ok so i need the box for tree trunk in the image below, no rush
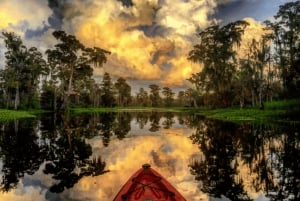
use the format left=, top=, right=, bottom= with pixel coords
left=259, top=65, right=264, bottom=109
left=251, top=89, right=255, bottom=107
left=14, top=83, right=20, bottom=110
left=53, top=87, right=57, bottom=111
left=192, top=97, right=198, bottom=108
left=239, top=90, right=244, bottom=109
left=60, top=66, right=74, bottom=110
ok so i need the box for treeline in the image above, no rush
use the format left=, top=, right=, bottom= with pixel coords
left=0, top=1, right=299, bottom=111
left=188, top=1, right=300, bottom=108
left=0, top=29, right=191, bottom=110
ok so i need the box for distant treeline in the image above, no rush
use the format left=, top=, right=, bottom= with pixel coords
left=0, top=1, right=299, bottom=111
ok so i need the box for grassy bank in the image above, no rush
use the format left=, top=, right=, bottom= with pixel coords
left=1, top=99, right=298, bottom=123
left=70, top=106, right=185, bottom=114
left=0, top=109, right=36, bottom=121
left=193, top=99, right=300, bottom=123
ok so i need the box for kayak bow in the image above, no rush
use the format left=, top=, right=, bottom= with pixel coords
left=113, top=164, right=186, bottom=201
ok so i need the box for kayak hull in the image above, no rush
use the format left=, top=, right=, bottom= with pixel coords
left=113, top=164, right=186, bottom=201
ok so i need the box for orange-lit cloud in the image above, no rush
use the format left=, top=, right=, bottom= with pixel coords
left=62, top=0, right=217, bottom=86
left=0, top=0, right=278, bottom=89
left=238, top=17, right=271, bottom=59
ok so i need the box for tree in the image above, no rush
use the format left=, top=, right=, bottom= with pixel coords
left=250, top=36, right=271, bottom=108
left=100, top=72, right=116, bottom=107
left=136, top=88, right=149, bottom=106
left=176, top=91, right=186, bottom=106
left=162, top=87, right=175, bottom=107
left=45, top=30, right=110, bottom=110
left=1, top=32, right=47, bottom=109
left=24, top=47, right=48, bottom=108
left=114, top=77, right=131, bottom=106
left=188, top=20, right=249, bottom=107
left=185, top=88, right=199, bottom=107
left=236, top=35, right=272, bottom=109
left=149, top=84, right=161, bottom=107
left=266, top=1, right=300, bottom=97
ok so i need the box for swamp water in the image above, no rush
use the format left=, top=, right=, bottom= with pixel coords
left=0, top=112, right=299, bottom=201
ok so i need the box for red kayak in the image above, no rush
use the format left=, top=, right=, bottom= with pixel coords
left=113, top=164, right=186, bottom=201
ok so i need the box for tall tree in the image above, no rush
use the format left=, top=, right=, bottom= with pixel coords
left=162, top=87, right=175, bottom=107
left=188, top=20, right=249, bottom=107
left=1, top=32, right=27, bottom=109
left=45, top=30, right=110, bottom=110
left=266, top=1, right=300, bottom=97
left=237, top=35, right=272, bottom=109
left=185, top=88, right=199, bottom=107
left=1, top=32, right=47, bottom=109
left=114, top=77, right=131, bottom=106
left=149, top=84, right=161, bottom=107
left=176, top=91, right=184, bottom=106
left=24, top=47, right=48, bottom=108
left=136, top=88, right=149, bottom=106
left=100, top=72, right=116, bottom=107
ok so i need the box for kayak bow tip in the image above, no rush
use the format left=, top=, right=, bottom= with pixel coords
left=142, top=163, right=151, bottom=169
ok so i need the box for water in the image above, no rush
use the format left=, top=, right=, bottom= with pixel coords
left=0, top=112, right=299, bottom=201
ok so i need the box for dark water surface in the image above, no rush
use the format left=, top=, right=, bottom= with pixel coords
left=0, top=112, right=299, bottom=201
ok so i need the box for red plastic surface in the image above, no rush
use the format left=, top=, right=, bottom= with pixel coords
left=113, top=164, right=186, bottom=201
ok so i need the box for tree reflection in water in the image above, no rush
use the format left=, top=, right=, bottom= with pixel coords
left=0, top=114, right=109, bottom=193
left=0, top=119, right=44, bottom=192
left=188, top=116, right=300, bottom=201
left=189, top=119, right=252, bottom=200
left=0, top=112, right=299, bottom=200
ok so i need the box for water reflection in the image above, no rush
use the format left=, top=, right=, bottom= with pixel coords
left=189, top=119, right=251, bottom=200
left=188, top=117, right=300, bottom=201
left=0, top=112, right=298, bottom=201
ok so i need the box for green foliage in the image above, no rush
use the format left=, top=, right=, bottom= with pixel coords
left=188, top=1, right=300, bottom=108
left=71, top=106, right=186, bottom=114
left=136, top=88, right=149, bottom=106
left=266, top=1, right=300, bottom=97
left=162, top=87, right=175, bottom=107
left=1, top=32, right=47, bottom=110
left=188, top=20, right=249, bottom=107
left=100, top=72, right=116, bottom=107
left=114, top=77, right=131, bottom=106
left=45, top=30, right=110, bottom=111
left=192, top=99, right=300, bottom=123
left=0, top=109, right=35, bottom=121
left=265, top=99, right=300, bottom=110
left=149, top=84, right=161, bottom=106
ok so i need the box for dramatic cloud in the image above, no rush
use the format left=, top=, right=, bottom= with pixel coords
left=238, top=17, right=271, bottom=59
left=69, top=0, right=214, bottom=86
left=0, top=0, right=290, bottom=88
left=0, top=0, right=51, bottom=36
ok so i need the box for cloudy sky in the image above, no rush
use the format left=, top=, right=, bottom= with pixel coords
left=0, top=0, right=295, bottom=91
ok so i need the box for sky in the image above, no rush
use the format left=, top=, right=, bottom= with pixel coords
left=0, top=0, right=296, bottom=92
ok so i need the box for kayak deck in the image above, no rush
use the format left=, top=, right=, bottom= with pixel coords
left=113, top=164, right=186, bottom=201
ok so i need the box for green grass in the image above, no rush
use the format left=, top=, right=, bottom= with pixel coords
left=192, top=99, right=300, bottom=123
left=0, top=109, right=36, bottom=121
left=193, top=107, right=285, bottom=122
left=71, top=100, right=299, bottom=123
left=71, top=106, right=186, bottom=114
left=1, top=99, right=298, bottom=123
left=265, top=98, right=300, bottom=110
